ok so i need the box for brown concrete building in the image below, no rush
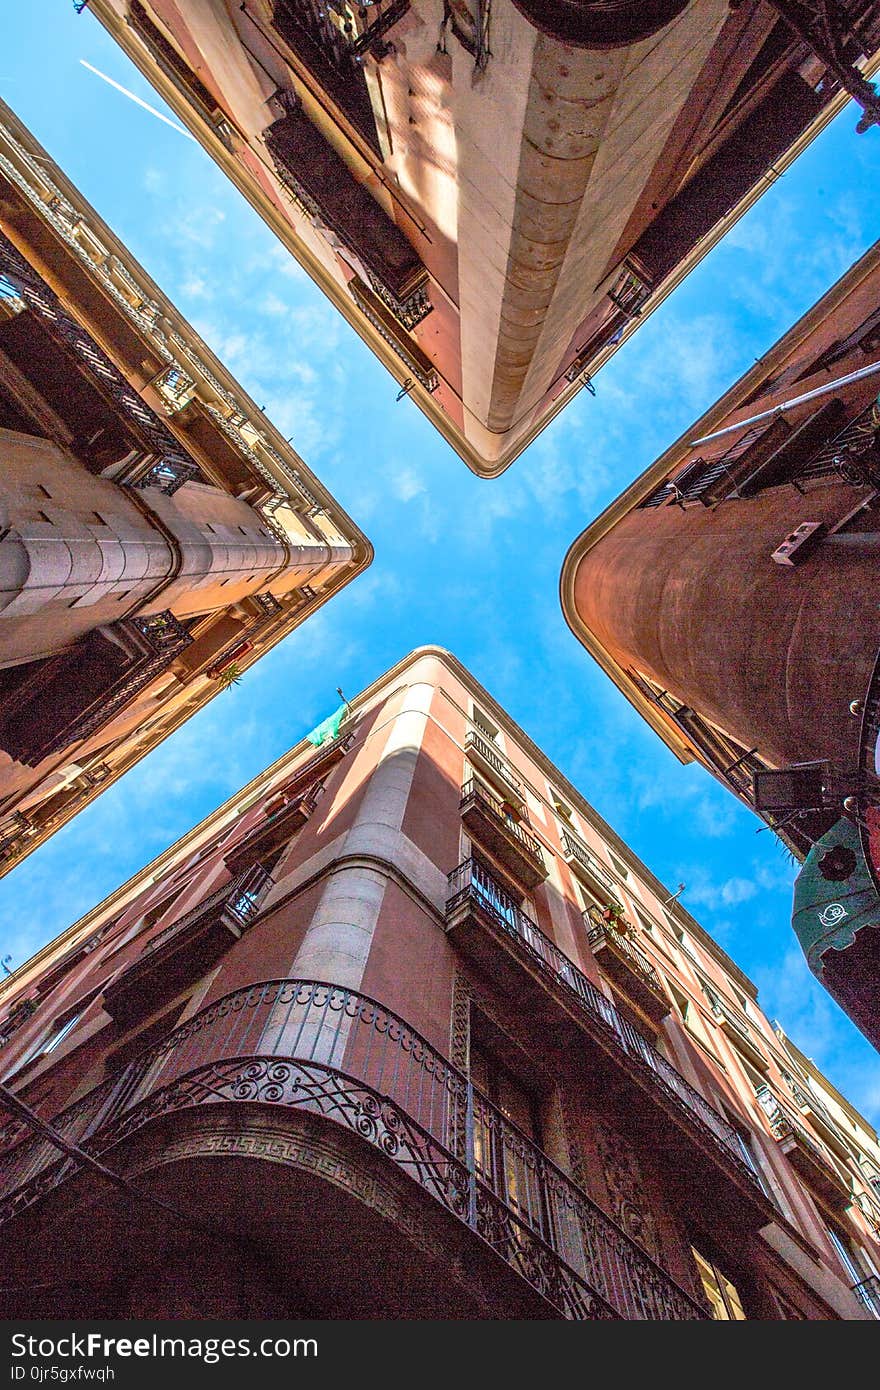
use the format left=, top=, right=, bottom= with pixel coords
left=0, top=100, right=371, bottom=877
left=561, top=240, right=880, bottom=1052
left=1, top=648, right=878, bottom=1319
left=83, top=1, right=880, bottom=475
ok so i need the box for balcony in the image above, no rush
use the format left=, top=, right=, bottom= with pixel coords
left=0, top=612, right=193, bottom=768
left=790, top=398, right=880, bottom=490
left=560, top=830, right=619, bottom=901
left=0, top=813, right=36, bottom=866
left=224, top=785, right=323, bottom=875
left=756, top=1086, right=852, bottom=1210
left=853, top=1274, right=880, bottom=1318
left=446, top=860, right=771, bottom=1218
left=0, top=229, right=199, bottom=481
left=269, top=1, right=399, bottom=153
left=263, top=105, right=429, bottom=331
left=459, top=779, right=547, bottom=888
left=279, top=730, right=356, bottom=791
left=463, top=729, right=525, bottom=812
left=606, top=257, right=653, bottom=318
left=703, top=989, right=769, bottom=1073
left=0, top=977, right=707, bottom=1319
left=347, top=276, right=438, bottom=393
left=102, top=866, right=273, bottom=1026
left=585, top=907, right=671, bottom=1024
left=783, top=1077, right=854, bottom=1163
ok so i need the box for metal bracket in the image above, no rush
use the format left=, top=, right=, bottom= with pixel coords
left=752, top=0, right=880, bottom=132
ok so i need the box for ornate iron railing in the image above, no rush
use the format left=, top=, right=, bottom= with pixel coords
left=252, top=591, right=284, bottom=619
left=365, top=269, right=432, bottom=331
left=447, top=859, right=763, bottom=1191
left=0, top=813, right=36, bottom=861
left=0, top=979, right=706, bottom=1319
left=21, top=612, right=194, bottom=766
left=585, top=909, right=665, bottom=993
left=141, top=865, right=274, bottom=959
left=347, top=276, right=439, bottom=392
left=606, top=258, right=652, bottom=318
left=782, top=1074, right=852, bottom=1155
left=560, top=831, right=619, bottom=897
left=268, top=731, right=356, bottom=802
left=853, top=1273, right=880, bottom=1317
left=0, top=996, right=37, bottom=1049
left=795, top=398, right=880, bottom=487
left=0, top=119, right=315, bottom=510
left=0, top=230, right=198, bottom=482
left=755, top=1086, right=846, bottom=1181
left=460, top=780, right=545, bottom=869
left=464, top=729, right=523, bottom=796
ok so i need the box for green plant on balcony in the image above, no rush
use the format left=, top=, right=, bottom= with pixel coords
left=601, top=901, right=633, bottom=936
left=210, top=661, right=244, bottom=691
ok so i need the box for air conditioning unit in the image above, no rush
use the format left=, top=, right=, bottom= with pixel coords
left=771, top=521, right=826, bottom=566
left=752, top=762, right=831, bottom=813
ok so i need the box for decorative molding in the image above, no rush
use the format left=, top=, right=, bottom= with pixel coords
left=595, top=1119, right=662, bottom=1264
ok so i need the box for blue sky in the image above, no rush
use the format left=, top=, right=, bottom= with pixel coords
left=3, top=4, right=880, bottom=1123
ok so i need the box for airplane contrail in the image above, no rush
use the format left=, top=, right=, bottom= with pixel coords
left=79, top=60, right=196, bottom=141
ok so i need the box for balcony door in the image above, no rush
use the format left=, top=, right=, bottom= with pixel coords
left=470, top=1044, right=546, bottom=1241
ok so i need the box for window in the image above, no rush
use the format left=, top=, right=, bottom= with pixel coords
left=722, top=1107, right=773, bottom=1200
left=825, top=1224, right=871, bottom=1289
left=550, top=789, right=573, bottom=822
left=670, top=921, right=698, bottom=963
left=471, top=1042, right=546, bottom=1238
left=771, top=1288, right=807, bottom=1319
left=632, top=906, right=676, bottom=961
left=570, top=874, right=602, bottom=916
left=471, top=706, right=500, bottom=743
left=740, top=1056, right=769, bottom=1094
left=607, top=851, right=629, bottom=881
left=669, top=982, right=715, bottom=1055
left=6, top=990, right=99, bottom=1075
left=691, top=1247, right=747, bottom=1320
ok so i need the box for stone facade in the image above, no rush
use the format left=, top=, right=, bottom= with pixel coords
left=1, top=649, right=878, bottom=1319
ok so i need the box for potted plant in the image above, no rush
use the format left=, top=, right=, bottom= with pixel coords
left=210, top=660, right=244, bottom=690
left=601, top=901, right=632, bottom=935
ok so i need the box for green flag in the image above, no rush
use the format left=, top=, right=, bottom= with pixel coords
left=305, top=702, right=348, bottom=748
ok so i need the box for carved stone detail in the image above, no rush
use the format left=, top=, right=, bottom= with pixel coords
left=594, top=1119, right=662, bottom=1262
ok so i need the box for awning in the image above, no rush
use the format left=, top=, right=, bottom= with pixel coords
left=792, top=816, right=880, bottom=974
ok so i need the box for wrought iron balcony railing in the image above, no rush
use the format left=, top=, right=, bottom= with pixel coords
left=756, top=1086, right=851, bottom=1206
left=560, top=831, right=619, bottom=898
left=461, top=779, right=541, bottom=855
left=606, top=257, right=653, bottom=318
left=0, top=230, right=200, bottom=484
left=447, top=859, right=764, bottom=1193
left=347, top=276, right=438, bottom=392
left=782, top=1075, right=854, bottom=1161
left=795, top=397, right=880, bottom=488
left=141, top=865, right=274, bottom=959
left=585, top=909, right=666, bottom=995
left=464, top=729, right=524, bottom=800
left=0, top=978, right=706, bottom=1319
left=853, top=1273, right=880, bottom=1318
left=0, top=813, right=36, bottom=861
left=101, top=866, right=274, bottom=1029
left=269, top=1, right=409, bottom=152
left=460, top=780, right=546, bottom=886
left=6, top=612, right=194, bottom=768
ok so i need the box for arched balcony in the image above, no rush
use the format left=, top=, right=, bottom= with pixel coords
left=0, top=979, right=706, bottom=1320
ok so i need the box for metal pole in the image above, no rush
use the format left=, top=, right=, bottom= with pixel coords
left=689, top=360, right=880, bottom=447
